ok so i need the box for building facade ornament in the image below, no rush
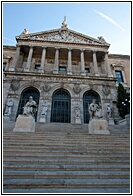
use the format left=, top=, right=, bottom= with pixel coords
left=10, top=79, right=20, bottom=91
left=73, top=83, right=81, bottom=94
left=102, top=84, right=111, bottom=95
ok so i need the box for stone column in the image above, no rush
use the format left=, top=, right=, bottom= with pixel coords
left=9, top=45, right=20, bottom=71
left=105, top=51, right=112, bottom=77
left=40, top=47, right=46, bottom=73
left=24, top=46, right=34, bottom=72
left=53, top=47, right=59, bottom=74
left=67, top=48, right=72, bottom=75
left=93, top=50, right=99, bottom=75
left=80, top=49, right=86, bottom=75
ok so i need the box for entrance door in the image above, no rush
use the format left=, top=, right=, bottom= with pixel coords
left=51, top=88, right=71, bottom=123
left=16, top=87, right=40, bottom=121
left=83, top=90, right=101, bottom=124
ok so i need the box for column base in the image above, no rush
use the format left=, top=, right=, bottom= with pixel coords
left=67, top=71, right=72, bottom=75
left=24, top=68, right=30, bottom=72
left=9, top=67, right=15, bottom=71
left=81, top=72, right=86, bottom=76
left=38, top=69, right=44, bottom=73
left=53, top=70, right=58, bottom=74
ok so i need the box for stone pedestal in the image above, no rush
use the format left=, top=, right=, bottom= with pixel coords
left=125, top=114, right=130, bottom=127
left=3, top=115, right=11, bottom=121
left=40, top=116, right=46, bottom=123
left=88, top=118, right=110, bottom=134
left=108, top=118, right=114, bottom=125
left=13, top=115, right=35, bottom=132
left=75, top=117, right=81, bottom=124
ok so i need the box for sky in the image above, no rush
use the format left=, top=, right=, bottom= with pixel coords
left=3, top=2, right=131, bottom=55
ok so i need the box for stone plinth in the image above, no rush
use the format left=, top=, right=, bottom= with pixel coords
left=88, top=118, right=110, bottom=134
left=108, top=118, right=114, bottom=125
left=75, top=117, right=81, bottom=124
left=13, top=115, right=35, bottom=132
left=3, top=115, right=11, bottom=121
left=125, top=114, right=130, bottom=127
left=40, top=116, right=46, bottom=123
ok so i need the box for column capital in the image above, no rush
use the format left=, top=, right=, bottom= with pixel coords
left=104, top=51, right=109, bottom=54
left=29, top=45, right=34, bottom=49
left=16, top=44, right=21, bottom=47
left=41, top=46, right=47, bottom=49
left=68, top=48, right=72, bottom=51
left=80, top=49, right=85, bottom=52
left=92, top=50, right=97, bottom=53
left=55, top=47, right=60, bottom=50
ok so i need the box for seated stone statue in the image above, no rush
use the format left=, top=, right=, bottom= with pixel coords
left=23, top=96, right=37, bottom=117
left=89, top=99, right=100, bottom=120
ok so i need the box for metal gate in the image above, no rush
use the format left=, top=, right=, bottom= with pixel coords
left=83, top=90, right=100, bottom=124
left=16, top=87, right=40, bottom=121
left=51, top=88, right=71, bottom=123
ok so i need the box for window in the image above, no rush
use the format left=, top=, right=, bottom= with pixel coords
left=59, top=66, right=66, bottom=71
left=115, top=71, right=124, bottom=82
left=35, top=64, right=40, bottom=70
left=3, top=63, right=7, bottom=71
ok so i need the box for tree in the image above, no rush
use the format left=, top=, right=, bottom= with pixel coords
left=117, top=83, right=130, bottom=118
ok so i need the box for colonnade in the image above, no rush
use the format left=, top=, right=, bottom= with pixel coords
left=9, top=44, right=112, bottom=76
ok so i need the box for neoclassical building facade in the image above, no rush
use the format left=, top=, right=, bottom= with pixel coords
left=3, top=19, right=130, bottom=124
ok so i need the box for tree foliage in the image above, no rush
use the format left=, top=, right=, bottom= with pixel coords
left=117, top=83, right=130, bottom=118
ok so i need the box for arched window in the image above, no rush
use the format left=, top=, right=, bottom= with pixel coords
left=83, top=90, right=101, bottom=124
left=16, top=87, right=40, bottom=121
left=51, top=88, right=71, bottom=123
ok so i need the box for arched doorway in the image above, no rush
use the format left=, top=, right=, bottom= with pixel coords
left=83, top=90, right=101, bottom=124
left=16, top=87, right=40, bottom=121
left=51, top=88, right=71, bottom=123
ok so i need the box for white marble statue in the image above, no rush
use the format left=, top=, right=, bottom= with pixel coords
left=23, top=96, right=37, bottom=117
left=41, top=102, right=48, bottom=116
left=75, top=104, right=81, bottom=118
left=89, top=99, right=102, bottom=120
left=106, top=104, right=112, bottom=118
left=4, top=99, right=14, bottom=115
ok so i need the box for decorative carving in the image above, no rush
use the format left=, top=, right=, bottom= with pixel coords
left=11, top=79, right=20, bottom=91
left=26, top=32, right=104, bottom=45
left=102, top=85, right=111, bottom=95
left=98, top=36, right=106, bottom=43
left=41, top=101, right=48, bottom=117
left=40, top=83, right=51, bottom=92
left=73, top=83, right=81, bottom=94
left=4, top=99, right=14, bottom=116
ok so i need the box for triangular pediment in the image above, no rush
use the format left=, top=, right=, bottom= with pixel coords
left=16, top=28, right=110, bottom=47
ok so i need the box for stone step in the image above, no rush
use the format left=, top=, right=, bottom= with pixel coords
left=3, top=157, right=130, bottom=165
left=3, top=178, right=130, bottom=189
left=3, top=164, right=130, bottom=171
left=3, top=187, right=130, bottom=193
left=3, top=170, right=130, bottom=179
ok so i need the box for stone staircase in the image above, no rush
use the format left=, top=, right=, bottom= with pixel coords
left=3, top=122, right=130, bottom=193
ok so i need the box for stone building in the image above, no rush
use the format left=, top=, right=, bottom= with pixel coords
left=3, top=18, right=130, bottom=124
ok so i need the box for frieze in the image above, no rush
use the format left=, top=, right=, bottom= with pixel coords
left=25, top=32, right=105, bottom=46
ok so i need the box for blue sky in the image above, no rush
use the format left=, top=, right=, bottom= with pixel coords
left=3, top=2, right=131, bottom=55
